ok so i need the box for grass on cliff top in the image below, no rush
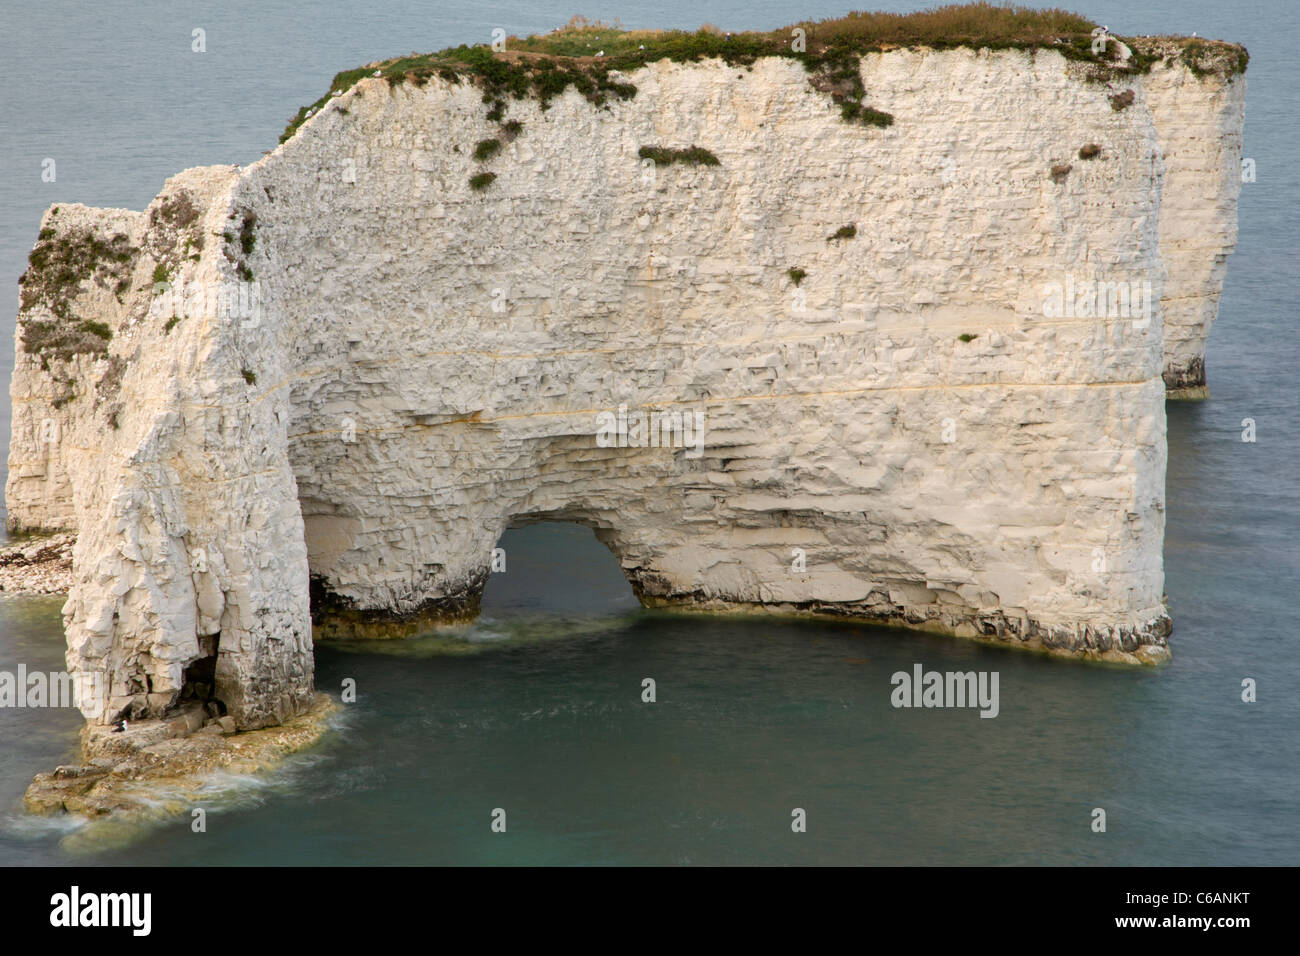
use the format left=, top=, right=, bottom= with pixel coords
left=274, top=5, right=1245, bottom=147
left=516, top=5, right=1100, bottom=57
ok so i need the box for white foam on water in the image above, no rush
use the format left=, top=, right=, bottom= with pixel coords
left=1, top=808, right=88, bottom=839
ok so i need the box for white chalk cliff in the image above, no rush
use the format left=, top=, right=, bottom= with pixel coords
left=6, top=40, right=1245, bottom=729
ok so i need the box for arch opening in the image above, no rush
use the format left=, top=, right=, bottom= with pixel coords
left=481, top=519, right=640, bottom=618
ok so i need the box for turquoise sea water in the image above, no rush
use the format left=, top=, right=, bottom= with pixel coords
left=1, top=0, right=1297, bottom=865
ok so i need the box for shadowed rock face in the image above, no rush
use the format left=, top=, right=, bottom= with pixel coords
left=1164, top=355, right=1208, bottom=393
left=6, top=46, right=1242, bottom=729
left=1145, top=55, right=1245, bottom=397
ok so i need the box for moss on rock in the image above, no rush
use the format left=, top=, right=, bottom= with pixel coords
left=17, top=227, right=136, bottom=369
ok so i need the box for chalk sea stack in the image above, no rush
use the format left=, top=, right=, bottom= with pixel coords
left=6, top=9, right=1246, bottom=748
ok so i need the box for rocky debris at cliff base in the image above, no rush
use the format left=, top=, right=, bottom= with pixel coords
left=24, top=692, right=338, bottom=823
left=640, top=597, right=1173, bottom=665
left=0, top=532, right=73, bottom=594
left=1167, top=385, right=1211, bottom=401
left=0, top=532, right=74, bottom=593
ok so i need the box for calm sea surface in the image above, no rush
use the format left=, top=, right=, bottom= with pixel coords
left=0, top=0, right=1296, bottom=865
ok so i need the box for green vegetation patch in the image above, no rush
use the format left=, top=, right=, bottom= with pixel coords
left=827, top=224, right=857, bottom=241
left=17, top=227, right=136, bottom=369
left=637, top=145, right=720, bottom=166
left=841, top=102, right=894, bottom=127
left=80, top=320, right=113, bottom=340
left=238, top=211, right=257, bottom=255
left=469, top=171, right=497, bottom=191
left=1178, top=38, right=1249, bottom=78
left=222, top=210, right=258, bottom=281
left=787, top=267, right=807, bottom=285
left=473, top=138, right=503, bottom=161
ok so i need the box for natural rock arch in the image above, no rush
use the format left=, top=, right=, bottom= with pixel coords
left=6, top=45, right=1245, bottom=729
